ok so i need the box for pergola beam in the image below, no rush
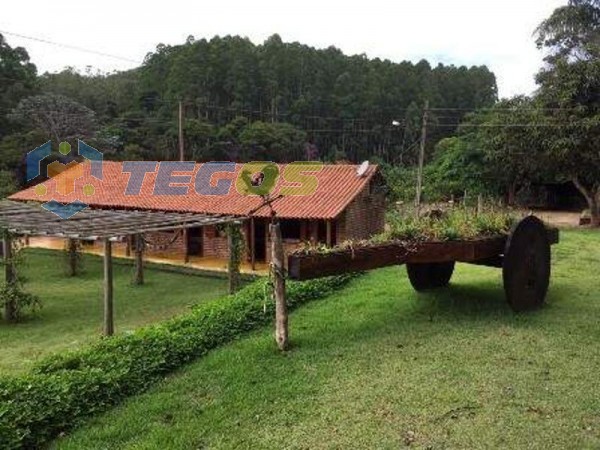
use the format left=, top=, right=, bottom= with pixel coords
left=0, top=200, right=242, bottom=240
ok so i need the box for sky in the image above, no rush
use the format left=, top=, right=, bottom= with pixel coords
left=2, top=0, right=565, bottom=99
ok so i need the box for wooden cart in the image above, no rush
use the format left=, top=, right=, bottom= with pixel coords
left=288, top=216, right=559, bottom=311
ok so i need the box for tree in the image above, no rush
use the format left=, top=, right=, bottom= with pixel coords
left=0, top=170, right=17, bottom=198
left=11, top=94, right=97, bottom=142
left=535, top=0, right=600, bottom=226
left=0, top=33, right=37, bottom=139
left=426, top=136, right=489, bottom=200
left=238, top=121, right=306, bottom=161
left=475, top=97, right=548, bottom=205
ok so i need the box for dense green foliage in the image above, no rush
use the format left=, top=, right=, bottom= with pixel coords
left=535, top=0, right=600, bottom=225
left=382, top=1, right=600, bottom=218
left=386, top=0, right=599, bottom=218
left=0, top=274, right=354, bottom=449
left=0, top=33, right=497, bottom=166
left=0, top=34, right=37, bottom=141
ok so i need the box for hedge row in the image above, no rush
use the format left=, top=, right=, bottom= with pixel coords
left=0, top=274, right=356, bottom=449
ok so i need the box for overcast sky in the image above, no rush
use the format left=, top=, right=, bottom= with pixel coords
left=2, top=0, right=564, bottom=99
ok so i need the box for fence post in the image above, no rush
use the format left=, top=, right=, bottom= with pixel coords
left=270, top=221, right=288, bottom=351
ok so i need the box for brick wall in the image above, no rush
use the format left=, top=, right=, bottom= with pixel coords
left=337, top=177, right=386, bottom=242
left=144, top=230, right=186, bottom=260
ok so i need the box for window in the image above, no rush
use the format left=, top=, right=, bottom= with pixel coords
left=280, top=219, right=301, bottom=240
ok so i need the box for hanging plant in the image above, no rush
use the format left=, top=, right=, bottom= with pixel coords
left=0, top=230, right=41, bottom=321
left=226, top=223, right=243, bottom=293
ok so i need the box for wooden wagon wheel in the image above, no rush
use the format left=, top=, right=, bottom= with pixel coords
left=503, top=216, right=551, bottom=311
left=406, top=261, right=455, bottom=291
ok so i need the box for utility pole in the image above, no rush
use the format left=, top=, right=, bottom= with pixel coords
left=178, top=101, right=185, bottom=162
left=178, top=101, right=189, bottom=263
left=416, top=100, right=429, bottom=212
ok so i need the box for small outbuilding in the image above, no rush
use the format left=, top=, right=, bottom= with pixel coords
left=10, top=162, right=386, bottom=269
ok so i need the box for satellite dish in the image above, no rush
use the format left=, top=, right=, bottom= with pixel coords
left=356, top=160, right=369, bottom=177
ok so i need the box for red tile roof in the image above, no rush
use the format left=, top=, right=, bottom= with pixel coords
left=10, top=161, right=378, bottom=220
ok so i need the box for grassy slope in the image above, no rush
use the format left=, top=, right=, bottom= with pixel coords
left=0, top=249, right=228, bottom=375
left=55, top=230, right=600, bottom=449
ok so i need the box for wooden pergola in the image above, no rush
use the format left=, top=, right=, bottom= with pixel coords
left=0, top=200, right=242, bottom=334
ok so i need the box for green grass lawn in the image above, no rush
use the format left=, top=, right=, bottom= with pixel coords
left=0, top=249, right=229, bottom=375
left=52, top=230, right=600, bottom=449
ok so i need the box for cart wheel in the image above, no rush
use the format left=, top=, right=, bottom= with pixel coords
left=503, top=216, right=551, bottom=311
left=406, top=262, right=455, bottom=291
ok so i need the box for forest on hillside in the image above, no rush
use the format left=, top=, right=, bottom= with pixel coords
left=0, top=0, right=598, bottom=224
left=0, top=33, right=496, bottom=167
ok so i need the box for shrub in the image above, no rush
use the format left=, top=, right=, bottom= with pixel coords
left=0, top=274, right=355, bottom=449
left=0, top=283, right=41, bottom=320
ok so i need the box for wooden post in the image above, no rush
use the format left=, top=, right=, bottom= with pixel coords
left=133, top=234, right=144, bottom=285
left=179, top=101, right=189, bottom=264
left=250, top=217, right=256, bottom=271
left=103, top=239, right=114, bottom=336
left=67, top=238, right=78, bottom=276
left=416, top=100, right=429, bottom=213
left=2, top=235, right=16, bottom=322
left=270, top=221, right=288, bottom=351
left=227, top=223, right=241, bottom=294
left=326, top=220, right=332, bottom=247
left=477, top=194, right=483, bottom=215
left=183, top=228, right=189, bottom=263
left=125, top=236, right=131, bottom=257
left=309, top=221, right=318, bottom=245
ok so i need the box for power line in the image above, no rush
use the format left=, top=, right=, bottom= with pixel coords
left=0, top=30, right=141, bottom=65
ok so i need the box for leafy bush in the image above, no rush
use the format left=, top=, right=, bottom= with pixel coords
left=0, top=274, right=355, bottom=449
left=0, top=283, right=41, bottom=320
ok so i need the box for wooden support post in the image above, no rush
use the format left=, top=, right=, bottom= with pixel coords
left=250, top=217, right=256, bottom=271
left=183, top=228, right=189, bottom=263
left=477, top=194, right=483, bottom=215
left=125, top=236, right=131, bottom=257
left=133, top=234, right=144, bottom=285
left=3, top=235, right=16, bottom=322
left=326, top=220, right=332, bottom=247
left=227, top=224, right=241, bottom=294
left=67, top=238, right=78, bottom=276
left=309, top=221, right=318, bottom=245
left=103, top=239, right=114, bottom=336
left=270, top=221, right=288, bottom=351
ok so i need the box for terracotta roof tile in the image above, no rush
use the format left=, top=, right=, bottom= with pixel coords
left=10, top=162, right=378, bottom=220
